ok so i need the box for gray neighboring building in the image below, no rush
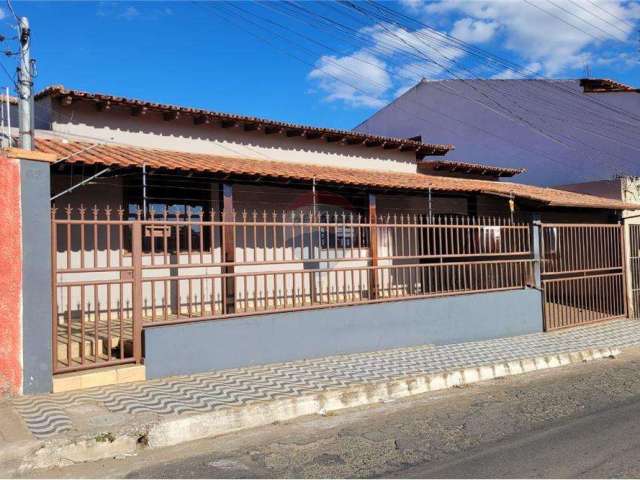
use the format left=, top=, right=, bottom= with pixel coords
left=355, top=78, right=640, bottom=187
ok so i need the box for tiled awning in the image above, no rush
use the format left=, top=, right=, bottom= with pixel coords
left=34, top=138, right=636, bottom=210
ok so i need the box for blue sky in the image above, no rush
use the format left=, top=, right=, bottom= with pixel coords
left=4, top=1, right=640, bottom=130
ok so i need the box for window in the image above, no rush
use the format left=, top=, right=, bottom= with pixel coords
left=127, top=202, right=212, bottom=254
left=318, top=212, right=369, bottom=249
left=480, top=226, right=502, bottom=253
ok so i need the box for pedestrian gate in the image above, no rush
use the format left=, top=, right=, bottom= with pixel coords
left=629, top=224, right=640, bottom=316
left=540, top=223, right=626, bottom=331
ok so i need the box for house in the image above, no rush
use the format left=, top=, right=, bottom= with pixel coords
left=354, top=78, right=640, bottom=187
left=0, top=85, right=636, bottom=396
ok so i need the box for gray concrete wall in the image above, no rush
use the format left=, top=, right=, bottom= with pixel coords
left=144, top=288, right=543, bottom=379
left=20, top=159, right=53, bottom=394
left=555, top=179, right=623, bottom=200
left=355, top=79, right=640, bottom=187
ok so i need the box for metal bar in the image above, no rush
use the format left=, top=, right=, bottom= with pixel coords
left=131, top=221, right=143, bottom=363
left=50, top=168, right=112, bottom=201
left=221, top=183, right=235, bottom=314
left=368, top=194, right=378, bottom=300
left=51, top=218, right=59, bottom=371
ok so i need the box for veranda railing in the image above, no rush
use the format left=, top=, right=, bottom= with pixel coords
left=51, top=205, right=534, bottom=372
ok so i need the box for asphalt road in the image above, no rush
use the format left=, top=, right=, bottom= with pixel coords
left=22, top=347, right=640, bottom=479
left=396, top=397, right=640, bottom=478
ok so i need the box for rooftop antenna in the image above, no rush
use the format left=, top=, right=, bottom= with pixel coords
left=583, top=63, right=592, bottom=79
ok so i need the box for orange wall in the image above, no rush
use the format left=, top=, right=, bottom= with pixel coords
left=0, top=155, right=22, bottom=396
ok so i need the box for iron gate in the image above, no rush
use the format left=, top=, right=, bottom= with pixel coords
left=540, top=223, right=627, bottom=331
left=51, top=208, right=141, bottom=374
left=629, top=224, right=640, bottom=316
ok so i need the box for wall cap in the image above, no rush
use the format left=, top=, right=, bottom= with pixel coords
left=5, top=148, right=58, bottom=162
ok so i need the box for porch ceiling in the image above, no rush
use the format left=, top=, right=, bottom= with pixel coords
left=34, top=138, right=636, bottom=211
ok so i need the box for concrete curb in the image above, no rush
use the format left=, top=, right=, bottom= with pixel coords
left=8, top=346, right=620, bottom=473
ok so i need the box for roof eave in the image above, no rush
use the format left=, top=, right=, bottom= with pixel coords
left=36, top=86, right=453, bottom=157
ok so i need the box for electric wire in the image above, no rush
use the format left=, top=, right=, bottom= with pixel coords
left=586, top=0, right=637, bottom=28
left=200, top=1, right=639, bottom=175
left=545, top=0, right=628, bottom=41
left=363, top=0, right=640, bottom=123
left=566, top=0, right=632, bottom=37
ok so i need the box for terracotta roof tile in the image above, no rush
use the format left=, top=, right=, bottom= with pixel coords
left=33, top=138, right=637, bottom=211
left=419, top=159, right=525, bottom=177
left=35, top=85, right=453, bottom=158
left=580, top=78, right=640, bottom=93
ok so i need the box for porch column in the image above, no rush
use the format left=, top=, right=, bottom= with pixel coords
left=220, top=183, right=235, bottom=314
left=368, top=193, right=379, bottom=300
left=0, top=149, right=55, bottom=396
left=531, top=214, right=543, bottom=290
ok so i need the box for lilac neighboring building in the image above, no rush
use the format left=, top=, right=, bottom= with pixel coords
left=355, top=78, right=640, bottom=187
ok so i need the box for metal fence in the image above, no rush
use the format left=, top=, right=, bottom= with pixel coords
left=540, top=223, right=626, bottom=331
left=630, top=224, right=640, bottom=316
left=51, top=206, right=534, bottom=373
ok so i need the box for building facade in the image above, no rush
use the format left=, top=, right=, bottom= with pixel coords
left=0, top=86, right=635, bottom=396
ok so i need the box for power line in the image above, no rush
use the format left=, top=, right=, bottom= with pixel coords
left=330, top=1, right=640, bottom=165
left=566, top=0, right=631, bottom=37
left=265, top=0, right=640, bottom=141
left=523, top=0, right=610, bottom=42
left=5, top=0, right=18, bottom=23
left=31, top=0, right=640, bottom=177
left=190, top=2, right=625, bottom=179
left=25, top=0, right=639, bottom=184
left=282, top=0, right=640, bottom=138
left=366, top=0, right=640, bottom=123
left=328, top=0, right=640, bottom=129
left=343, top=0, right=592, bottom=148
left=586, top=0, right=637, bottom=28
left=0, top=59, right=15, bottom=86
left=545, top=0, right=627, bottom=41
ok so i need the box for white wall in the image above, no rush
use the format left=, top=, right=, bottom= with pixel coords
left=47, top=100, right=419, bottom=173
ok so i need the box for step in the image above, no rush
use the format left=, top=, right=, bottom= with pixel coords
left=56, top=335, right=133, bottom=364
left=52, top=364, right=146, bottom=393
left=56, top=337, right=104, bottom=361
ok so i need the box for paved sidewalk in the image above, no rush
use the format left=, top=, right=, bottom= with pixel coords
left=9, top=318, right=640, bottom=444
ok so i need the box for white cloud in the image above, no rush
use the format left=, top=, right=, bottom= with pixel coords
left=97, top=3, right=173, bottom=21
left=450, top=18, right=498, bottom=43
left=309, top=23, right=470, bottom=107
left=365, top=23, right=466, bottom=63
left=119, top=6, right=139, bottom=20
left=594, top=51, right=640, bottom=69
left=422, top=0, right=640, bottom=75
left=308, top=51, right=391, bottom=108
left=309, top=9, right=481, bottom=107
left=398, top=0, right=424, bottom=11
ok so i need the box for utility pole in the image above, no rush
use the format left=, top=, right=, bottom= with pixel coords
left=18, top=16, right=33, bottom=150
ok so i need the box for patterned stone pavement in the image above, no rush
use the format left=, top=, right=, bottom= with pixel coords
left=13, top=319, right=640, bottom=439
